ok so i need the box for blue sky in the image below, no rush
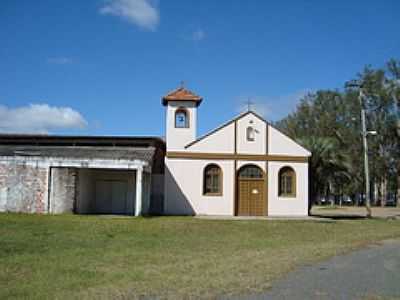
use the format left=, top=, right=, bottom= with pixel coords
left=1, top=0, right=399, bottom=137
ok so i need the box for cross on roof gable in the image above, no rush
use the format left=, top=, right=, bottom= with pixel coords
left=162, top=87, right=203, bottom=106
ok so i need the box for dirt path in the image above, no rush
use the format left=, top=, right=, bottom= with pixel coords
left=311, top=206, right=400, bottom=219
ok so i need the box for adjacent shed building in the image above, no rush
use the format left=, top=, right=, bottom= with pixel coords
left=0, top=135, right=165, bottom=215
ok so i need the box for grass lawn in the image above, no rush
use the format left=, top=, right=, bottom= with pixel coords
left=1, top=214, right=400, bottom=299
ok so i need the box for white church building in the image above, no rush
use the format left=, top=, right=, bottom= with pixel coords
left=163, top=87, right=311, bottom=217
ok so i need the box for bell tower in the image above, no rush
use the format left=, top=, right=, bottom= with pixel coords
left=162, top=86, right=203, bottom=151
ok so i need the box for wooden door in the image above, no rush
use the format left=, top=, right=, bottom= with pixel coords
left=238, top=180, right=250, bottom=215
left=237, top=165, right=266, bottom=216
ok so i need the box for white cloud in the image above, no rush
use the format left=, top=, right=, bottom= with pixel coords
left=47, top=57, right=73, bottom=65
left=99, top=0, right=159, bottom=31
left=0, top=104, right=88, bottom=134
left=192, top=29, right=205, bottom=41
left=236, top=89, right=311, bottom=121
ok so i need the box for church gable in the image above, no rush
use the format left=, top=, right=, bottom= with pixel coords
left=268, top=125, right=311, bottom=157
left=185, top=122, right=235, bottom=153
left=183, top=111, right=310, bottom=157
left=236, top=112, right=267, bottom=155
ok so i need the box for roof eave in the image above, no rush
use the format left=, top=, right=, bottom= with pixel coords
left=161, top=98, right=203, bottom=106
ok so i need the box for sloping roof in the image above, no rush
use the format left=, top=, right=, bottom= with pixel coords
left=162, top=87, right=203, bottom=106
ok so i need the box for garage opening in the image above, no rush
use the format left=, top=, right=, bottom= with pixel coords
left=76, top=169, right=136, bottom=215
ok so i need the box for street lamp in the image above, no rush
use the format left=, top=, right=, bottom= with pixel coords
left=345, top=80, right=376, bottom=218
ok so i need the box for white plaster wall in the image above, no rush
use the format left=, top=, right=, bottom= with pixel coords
left=166, top=100, right=197, bottom=151
left=164, top=158, right=234, bottom=215
left=268, top=125, right=311, bottom=156
left=268, top=161, right=309, bottom=216
left=186, top=123, right=235, bottom=153
left=237, top=160, right=266, bottom=172
left=237, top=113, right=267, bottom=154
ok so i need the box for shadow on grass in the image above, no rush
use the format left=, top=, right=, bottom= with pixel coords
left=310, top=214, right=367, bottom=220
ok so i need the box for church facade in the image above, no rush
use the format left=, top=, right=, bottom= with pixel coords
left=163, top=87, right=311, bottom=216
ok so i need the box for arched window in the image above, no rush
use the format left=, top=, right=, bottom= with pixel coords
left=246, top=126, right=255, bottom=141
left=203, top=164, right=222, bottom=195
left=238, top=165, right=263, bottom=179
left=175, top=108, right=189, bottom=128
left=278, top=167, right=296, bottom=197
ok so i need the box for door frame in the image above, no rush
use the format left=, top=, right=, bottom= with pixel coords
left=235, top=164, right=267, bottom=216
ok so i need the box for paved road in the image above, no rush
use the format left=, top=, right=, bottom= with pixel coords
left=231, top=240, right=400, bottom=300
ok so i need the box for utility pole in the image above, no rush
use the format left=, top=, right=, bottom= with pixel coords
left=359, top=88, right=372, bottom=218
left=346, top=81, right=376, bottom=218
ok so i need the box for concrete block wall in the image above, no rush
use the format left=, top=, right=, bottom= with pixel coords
left=50, top=168, right=77, bottom=213
left=0, top=163, right=48, bottom=213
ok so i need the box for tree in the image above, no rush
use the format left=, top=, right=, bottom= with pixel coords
left=295, top=137, right=351, bottom=209
left=354, top=66, right=397, bottom=206
left=386, top=59, right=400, bottom=207
left=276, top=59, right=400, bottom=209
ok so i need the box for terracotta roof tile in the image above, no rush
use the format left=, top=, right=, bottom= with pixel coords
left=162, top=87, right=203, bottom=105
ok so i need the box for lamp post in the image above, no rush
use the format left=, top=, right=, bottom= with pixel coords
left=346, top=81, right=376, bottom=218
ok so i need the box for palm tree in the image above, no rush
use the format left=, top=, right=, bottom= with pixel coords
left=296, top=137, right=352, bottom=212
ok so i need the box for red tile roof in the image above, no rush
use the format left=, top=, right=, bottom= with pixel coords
left=162, top=87, right=203, bottom=106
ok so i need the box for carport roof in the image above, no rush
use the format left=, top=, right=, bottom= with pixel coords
left=0, top=145, right=157, bottom=163
left=0, top=134, right=165, bottom=148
